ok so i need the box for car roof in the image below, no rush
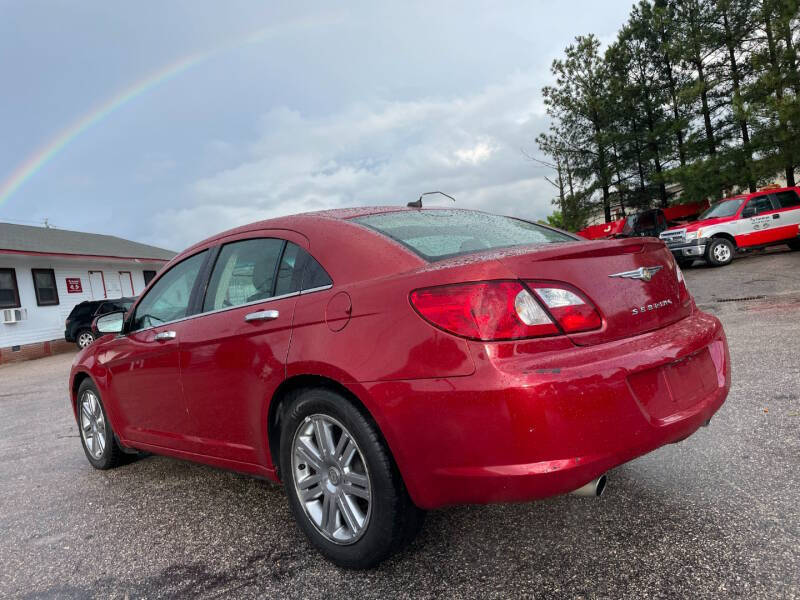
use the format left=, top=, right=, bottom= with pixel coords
left=720, top=186, right=799, bottom=203
left=176, top=206, right=431, bottom=285
left=182, top=206, right=418, bottom=251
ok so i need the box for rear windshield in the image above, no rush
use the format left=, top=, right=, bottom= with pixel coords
left=351, top=209, right=574, bottom=261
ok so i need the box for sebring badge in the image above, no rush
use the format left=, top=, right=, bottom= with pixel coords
left=631, top=299, right=672, bottom=315
left=608, top=266, right=663, bottom=282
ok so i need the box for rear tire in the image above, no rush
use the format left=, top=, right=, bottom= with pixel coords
left=76, top=379, right=125, bottom=470
left=788, top=239, right=800, bottom=251
left=279, top=388, right=425, bottom=568
left=705, top=238, right=735, bottom=267
left=76, top=330, right=95, bottom=350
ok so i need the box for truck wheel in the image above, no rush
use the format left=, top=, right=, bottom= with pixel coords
left=788, top=239, right=800, bottom=251
left=705, top=238, right=734, bottom=266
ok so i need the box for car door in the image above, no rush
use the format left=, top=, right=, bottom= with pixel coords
left=769, top=189, right=800, bottom=241
left=178, top=233, right=313, bottom=464
left=737, top=194, right=778, bottom=247
left=102, top=250, right=209, bottom=449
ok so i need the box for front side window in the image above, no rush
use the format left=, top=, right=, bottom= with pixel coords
left=352, top=209, right=574, bottom=261
left=32, top=269, right=59, bottom=306
left=203, top=238, right=285, bottom=312
left=131, top=251, right=208, bottom=330
left=0, top=268, right=20, bottom=309
left=773, top=190, right=800, bottom=209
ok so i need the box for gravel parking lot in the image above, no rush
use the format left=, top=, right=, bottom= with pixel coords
left=1, top=248, right=798, bottom=599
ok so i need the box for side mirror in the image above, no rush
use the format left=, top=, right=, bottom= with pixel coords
left=741, top=208, right=755, bottom=218
left=94, top=310, right=125, bottom=335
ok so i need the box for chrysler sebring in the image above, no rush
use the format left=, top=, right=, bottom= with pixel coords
left=70, top=207, right=730, bottom=568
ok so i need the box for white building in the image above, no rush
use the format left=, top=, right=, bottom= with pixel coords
left=0, top=222, right=174, bottom=362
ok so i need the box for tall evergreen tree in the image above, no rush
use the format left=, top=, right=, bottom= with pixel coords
left=541, top=35, right=615, bottom=221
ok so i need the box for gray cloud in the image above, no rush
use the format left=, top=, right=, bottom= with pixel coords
left=151, top=71, right=554, bottom=249
left=1, top=2, right=634, bottom=250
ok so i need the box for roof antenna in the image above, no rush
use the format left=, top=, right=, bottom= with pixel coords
left=407, top=191, right=456, bottom=208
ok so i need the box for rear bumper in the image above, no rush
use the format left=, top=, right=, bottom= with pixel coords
left=665, top=238, right=708, bottom=258
left=364, top=310, right=730, bottom=509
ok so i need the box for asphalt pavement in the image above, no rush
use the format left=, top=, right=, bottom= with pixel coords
left=1, top=247, right=798, bottom=599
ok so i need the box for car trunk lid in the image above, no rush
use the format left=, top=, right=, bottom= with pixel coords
left=495, top=239, right=689, bottom=346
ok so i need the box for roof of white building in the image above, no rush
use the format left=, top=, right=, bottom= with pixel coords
left=0, top=222, right=175, bottom=261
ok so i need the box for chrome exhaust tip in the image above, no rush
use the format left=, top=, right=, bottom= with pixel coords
left=569, top=474, right=608, bottom=497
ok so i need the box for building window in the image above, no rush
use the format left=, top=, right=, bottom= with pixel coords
left=0, top=268, right=21, bottom=309
left=143, top=270, right=157, bottom=286
left=32, top=269, right=60, bottom=306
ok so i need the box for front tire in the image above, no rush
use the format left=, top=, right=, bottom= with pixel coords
left=76, top=379, right=124, bottom=469
left=279, top=388, right=424, bottom=568
left=677, top=258, right=694, bottom=269
left=705, top=238, right=735, bottom=267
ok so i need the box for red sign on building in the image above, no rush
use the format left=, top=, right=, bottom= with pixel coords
left=65, top=278, right=83, bottom=293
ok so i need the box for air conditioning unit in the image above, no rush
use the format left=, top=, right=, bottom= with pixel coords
left=1, top=308, right=27, bottom=324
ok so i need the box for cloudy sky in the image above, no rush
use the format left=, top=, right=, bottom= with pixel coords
left=0, top=1, right=633, bottom=251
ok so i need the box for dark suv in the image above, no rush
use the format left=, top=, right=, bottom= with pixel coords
left=65, top=297, right=136, bottom=349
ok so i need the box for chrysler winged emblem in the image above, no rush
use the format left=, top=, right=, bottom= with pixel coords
left=608, top=266, right=663, bottom=282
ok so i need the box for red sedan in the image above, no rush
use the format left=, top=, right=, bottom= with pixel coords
left=71, top=207, right=730, bottom=568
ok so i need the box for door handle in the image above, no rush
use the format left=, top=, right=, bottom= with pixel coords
left=245, top=309, right=279, bottom=322
left=154, top=331, right=177, bottom=341
left=772, top=214, right=780, bottom=219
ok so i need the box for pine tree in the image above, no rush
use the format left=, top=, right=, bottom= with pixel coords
left=541, top=36, right=615, bottom=222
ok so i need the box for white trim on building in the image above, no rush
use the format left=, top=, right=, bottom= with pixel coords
left=0, top=254, right=165, bottom=348
left=0, top=221, right=174, bottom=353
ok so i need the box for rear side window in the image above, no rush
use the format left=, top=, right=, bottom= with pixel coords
left=746, top=196, right=775, bottom=215
left=203, top=238, right=285, bottom=311
left=98, top=299, right=132, bottom=314
left=300, top=251, right=332, bottom=290
left=351, top=210, right=573, bottom=261
left=773, top=190, right=800, bottom=208
left=274, top=242, right=303, bottom=297
left=69, top=303, right=93, bottom=319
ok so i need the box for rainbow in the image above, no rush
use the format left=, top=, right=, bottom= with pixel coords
left=0, top=23, right=288, bottom=207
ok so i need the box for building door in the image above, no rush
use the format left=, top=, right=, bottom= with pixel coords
left=88, top=271, right=106, bottom=299
left=119, top=271, right=134, bottom=296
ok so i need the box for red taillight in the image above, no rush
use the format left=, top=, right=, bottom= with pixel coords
left=409, top=281, right=559, bottom=340
left=410, top=280, right=603, bottom=340
left=528, top=283, right=603, bottom=333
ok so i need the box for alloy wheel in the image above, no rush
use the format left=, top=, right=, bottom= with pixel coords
left=79, top=390, right=106, bottom=460
left=78, top=332, right=94, bottom=349
left=291, top=414, right=372, bottom=544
